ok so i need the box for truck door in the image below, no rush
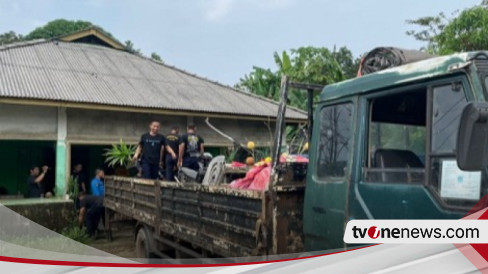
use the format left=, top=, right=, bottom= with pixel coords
left=303, top=100, right=355, bottom=251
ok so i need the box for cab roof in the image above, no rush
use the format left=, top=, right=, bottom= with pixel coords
left=320, top=52, right=485, bottom=102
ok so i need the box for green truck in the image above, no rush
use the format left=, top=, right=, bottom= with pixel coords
left=104, top=51, right=488, bottom=258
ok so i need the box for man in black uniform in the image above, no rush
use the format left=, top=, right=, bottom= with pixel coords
left=165, top=125, right=180, bottom=181
left=78, top=192, right=104, bottom=237
left=72, top=163, right=87, bottom=193
left=27, top=165, right=49, bottom=198
left=133, top=121, right=176, bottom=179
left=178, top=124, right=204, bottom=171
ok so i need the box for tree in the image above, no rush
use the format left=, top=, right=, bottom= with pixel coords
left=406, top=2, right=488, bottom=54
left=0, top=31, right=23, bottom=45
left=150, top=52, right=163, bottom=62
left=5, top=19, right=142, bottom=55
left=124, top=40, right=141, bottom=55
left=237, top=46, right=359, bottom=110
left=437, top=6, right=488, bottom=54
left=24, top=19, right=94, bottom=40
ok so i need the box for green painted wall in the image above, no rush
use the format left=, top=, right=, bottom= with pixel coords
left=0, top=141, right=56, bottom=196
left=55, top=141, right=67, bottom=197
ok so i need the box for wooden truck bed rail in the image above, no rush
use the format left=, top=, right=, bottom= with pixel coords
left=104, top=176, right=304, bottom=257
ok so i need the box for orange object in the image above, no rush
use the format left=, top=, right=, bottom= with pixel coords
left=246, top=156, right=255, bottom=166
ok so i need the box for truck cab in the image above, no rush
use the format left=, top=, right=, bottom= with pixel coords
left=304, top=52, right=488, bottom=251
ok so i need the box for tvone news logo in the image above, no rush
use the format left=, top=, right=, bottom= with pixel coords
left=352, top=225, right=381, bottom=239
left=368, top=226, right=380, bottom=239
left=345, top=220, right=484, bottom=244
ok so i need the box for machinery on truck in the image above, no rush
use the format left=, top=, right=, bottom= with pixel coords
left=104, top=50, right=488, bottom=259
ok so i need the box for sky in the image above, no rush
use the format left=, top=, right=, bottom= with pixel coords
left=0, top=0, right=482, bottom=86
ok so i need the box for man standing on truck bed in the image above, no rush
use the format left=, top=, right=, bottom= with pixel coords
left=178, top=124, right=204, bottom=171
left=133, top=121, right=177, bottom=179
left=165, top=125, right=180, bottom=181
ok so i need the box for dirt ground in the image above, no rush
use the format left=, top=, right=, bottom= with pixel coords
left=88, top=222, right=136, bottom=259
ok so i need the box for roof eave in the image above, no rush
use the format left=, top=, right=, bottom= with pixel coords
left=0, top=97, right=307, bottom=123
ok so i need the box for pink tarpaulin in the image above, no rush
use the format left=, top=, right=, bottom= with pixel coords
left=230, top=164, right=271, bottom=191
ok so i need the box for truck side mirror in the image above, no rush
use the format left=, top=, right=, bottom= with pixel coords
left=457, top=102, right=488, bottom=171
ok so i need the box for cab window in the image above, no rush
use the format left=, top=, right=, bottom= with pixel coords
left=316, top=103, right=353, bottom=180
left=428, top=84, right=486, bottom=208
left=364, top=89, right=426, bottom=183
left=363, top=81, right=487, bottom=210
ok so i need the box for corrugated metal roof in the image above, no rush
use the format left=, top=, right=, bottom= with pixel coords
left=0, top=40, right=306, bottom=120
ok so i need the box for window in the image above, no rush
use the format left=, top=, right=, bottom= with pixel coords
left=364, top=89, right=426, bottom=183
left=363, top=80, right=488, bottom=209
left=428, top=84, right=487, bottom=208
left=431, top=84, right=466, bottom=153
left=316, top=103, right=353, bottom=180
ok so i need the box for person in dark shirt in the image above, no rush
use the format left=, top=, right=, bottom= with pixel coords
left=165, top=125, right=180, bottom=181
left=78, top=192, right=104, bottom=237
left=178, top=124, right=205, bottom=171
left=27, top=165, right=49, bottom=198
left=72, top=164, right=87, bottom=193
left=132, top=121, right=177, bottom=179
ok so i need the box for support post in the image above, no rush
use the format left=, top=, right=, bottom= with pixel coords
left=307, top=89, right=314, bottom=143
left=55, top=107, right=67, bottom=197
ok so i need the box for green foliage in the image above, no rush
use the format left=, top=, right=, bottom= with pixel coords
left=406, top=13, right=448, bottom=54
left=61, top=224, right=91, bottom=244
left=104, top=139, right=137, bottom=168
left=66, top=175, right=79, bottom=199
left=1, top=18, right=145, bottom=57
left=151, top=52, right=163, bottom=62
left=237, top=46, right=359, bottom=110
left=125, top=40, right=141, bottom=55
left=407, top=3, right=488, bottom=54
left=25, top=19, right=94, bottom=40
left=437, top=6, right=488, bottom=54
left=0, top=31, right=23, bottom=45
left=237, top=66, right=281, bottom=101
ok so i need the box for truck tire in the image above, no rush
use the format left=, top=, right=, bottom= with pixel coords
left=135, top=227, right=152, bottom=258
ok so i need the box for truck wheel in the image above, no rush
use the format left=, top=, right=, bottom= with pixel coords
left=135, top=227, right=151, bottom=258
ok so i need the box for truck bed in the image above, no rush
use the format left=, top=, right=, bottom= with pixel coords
left=104, top=176, right=305, bottom=257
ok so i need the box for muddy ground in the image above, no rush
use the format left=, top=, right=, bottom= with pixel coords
left=88, top=221, right=136, bottom=259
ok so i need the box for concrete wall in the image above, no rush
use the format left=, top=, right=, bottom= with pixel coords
left=0, top=103, right=57, bottom=140
left=0, top=103, right=276, bottom=146
left=4, top=199, right=76, bottom=232
left=194, top=117, right=275, bottom=147
left=67, top=108, right=186, bottom=144
left=67, top=108, right=276, bottom=147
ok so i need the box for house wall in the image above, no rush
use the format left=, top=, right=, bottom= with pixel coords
left=0, top=103, right=57, bottom=140
left=66, top=108, right=186, bottom=144
left=67, top=108, right=276, bottom=147
left=0, top=103, right=280, bottom=197
left=194, top=116, right=275, bottom=147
